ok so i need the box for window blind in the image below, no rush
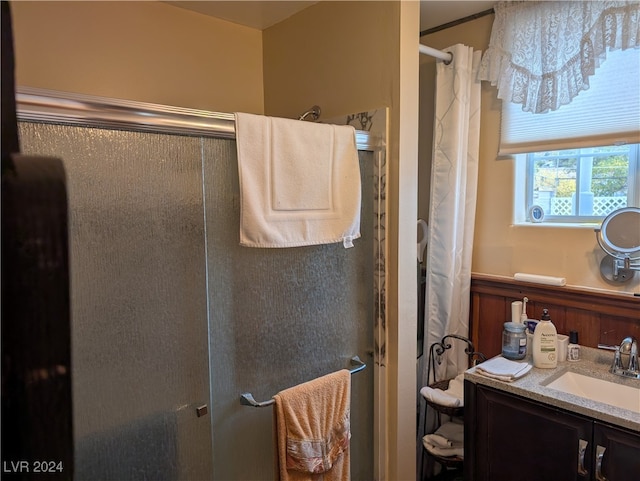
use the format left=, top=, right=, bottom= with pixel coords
left=499, top=48, right=640, bottom=156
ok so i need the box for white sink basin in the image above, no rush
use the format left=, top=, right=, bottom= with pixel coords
left=545, top=371, right=640, bottom=413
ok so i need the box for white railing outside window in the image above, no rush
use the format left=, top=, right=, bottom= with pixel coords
left=546, top=197, right=628, bottom=217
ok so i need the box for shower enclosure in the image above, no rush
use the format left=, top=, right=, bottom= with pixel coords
left=17, top=89, right=385, bottom=480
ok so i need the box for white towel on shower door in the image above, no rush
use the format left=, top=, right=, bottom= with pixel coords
left=234, top=112, right=361, bottom=248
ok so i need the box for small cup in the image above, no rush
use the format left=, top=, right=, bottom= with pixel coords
left=557, top=334, right=569, bottom=362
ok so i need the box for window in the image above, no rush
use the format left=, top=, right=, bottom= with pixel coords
left=522, top=144, right=639, bottom=224
left=506, top=47, right=640, bottom=225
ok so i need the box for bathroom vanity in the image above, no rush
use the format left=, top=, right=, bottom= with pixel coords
left=464, top=348, right=640, bottom=481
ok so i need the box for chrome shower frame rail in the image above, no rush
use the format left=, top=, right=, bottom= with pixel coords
left=16, top=87, right=380, bottom=151
left=239, top=356, right=366, bottom=408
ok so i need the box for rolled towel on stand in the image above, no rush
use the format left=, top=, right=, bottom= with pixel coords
left=420, top=386, right=461, bottom=407
left=420, top=372, right=465, bottom=408
left=444, top=373, right=464, bottom=402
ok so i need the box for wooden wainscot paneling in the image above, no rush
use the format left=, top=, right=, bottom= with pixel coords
left=470, top=274, right=640, bottom=359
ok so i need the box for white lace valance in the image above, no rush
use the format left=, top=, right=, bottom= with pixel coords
left=478, top=1, right=640, bottom=113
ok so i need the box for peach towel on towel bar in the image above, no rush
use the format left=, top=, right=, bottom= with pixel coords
left=273, top=369, right=351, bottom=481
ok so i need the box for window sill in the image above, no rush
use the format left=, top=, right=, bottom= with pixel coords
left=512, top=222, right=601, bottom=229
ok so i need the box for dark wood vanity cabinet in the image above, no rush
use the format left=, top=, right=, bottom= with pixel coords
left=464, top=381, right=640, bottom=481
left=593, top=422, right=640, bottom=481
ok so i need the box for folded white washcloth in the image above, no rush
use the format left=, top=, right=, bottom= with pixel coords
left=476, top=356, right=532, bottom=382
left=476, top=356, right=530, bottom=377
left=420, top=386, right=461, bottom=407
left=476, top=364, right=533, bottom=382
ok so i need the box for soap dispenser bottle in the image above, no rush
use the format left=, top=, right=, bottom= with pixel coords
left=532, top=308, right=558, bottom=368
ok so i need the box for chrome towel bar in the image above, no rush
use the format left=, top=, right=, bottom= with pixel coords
left=239, top=356, right=366, bottom=408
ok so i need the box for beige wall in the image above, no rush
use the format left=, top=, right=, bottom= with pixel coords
left=265, top=3, right=419, bottom=478
left=11, top=1, right=264, bottom=113
left=9, top=2, right=636, bottom=477
left=419, top=15, right=639, bottom=294
left=393, top=6, right=420, bottom=481
left=11, top=1, right=421, bottom=478
left=262, top=1, right=396, bottom=120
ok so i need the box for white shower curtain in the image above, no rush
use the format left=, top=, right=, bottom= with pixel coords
left=422, top=44, right=481, bottom=386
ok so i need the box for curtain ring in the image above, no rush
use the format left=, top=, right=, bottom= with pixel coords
left=444, top=52, right=453, bottom=66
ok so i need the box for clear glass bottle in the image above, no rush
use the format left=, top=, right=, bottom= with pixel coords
left=502, top=322, right=527, bottom=360
left=568, top=330, right=580, bottom=361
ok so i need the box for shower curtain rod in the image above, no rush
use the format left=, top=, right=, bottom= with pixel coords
left=15, top=87, right=382, bottom=152
left=420, top=8, right=494, bottom=37
left=419, top=44, right=453, bottom=64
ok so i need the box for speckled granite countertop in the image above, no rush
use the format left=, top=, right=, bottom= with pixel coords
left=464, top=346, right=640, bottom=432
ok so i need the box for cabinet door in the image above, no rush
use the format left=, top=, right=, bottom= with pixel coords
left=475, top=385, right=592, bottom=481
left=593, top=422, right=640, bottom=481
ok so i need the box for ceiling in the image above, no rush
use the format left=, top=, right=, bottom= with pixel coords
left=165, top=1, right=496, bottom=32
left=164, top=1, right=319, bottom=30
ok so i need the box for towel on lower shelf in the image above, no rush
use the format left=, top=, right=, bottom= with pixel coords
left=423, top=421, right=464, bottom=458
left=420, top=373, right=465, bottom=407
left=425, top=434, right=453, bottom=448
left=475, top=356, right=532, bottom=382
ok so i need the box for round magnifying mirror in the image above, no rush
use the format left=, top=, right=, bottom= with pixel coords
left=599, top=207, right=640, bottom=254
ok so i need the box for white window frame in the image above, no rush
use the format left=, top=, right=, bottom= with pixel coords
left=514, top=144, right=640, bottom=226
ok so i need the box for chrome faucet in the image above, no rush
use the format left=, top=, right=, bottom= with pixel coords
left=603, top=337, right=640, bottom=379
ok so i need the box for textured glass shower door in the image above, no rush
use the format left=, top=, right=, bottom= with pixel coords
left=203, top=138, right=375, bottom=480
left=19, top=123, right=213, bottom=480
left=19, top=120, right=376, bottom=480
